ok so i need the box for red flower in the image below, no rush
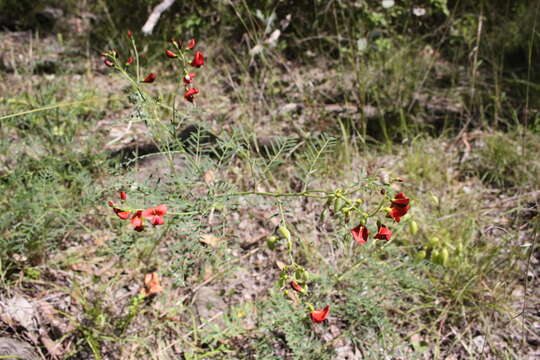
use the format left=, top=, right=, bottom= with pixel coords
left=108, top=201, right=130, bottom=220
left=187, top=39, right=196, bottom=49
left=127, top=30, right=133, bottom=38
left=142, top=204, right=168, bottom=226
left=351, top=224, right=369, bottom=244
left=126, top=57, right=134, bottom=66
left=183, top=73, right=196, bottom=85
left=184, top=88, right=199, bottom=103
left=374, top=224, right=392, bottom=241
left=119, top=191, right=127, bottom=201
left=388, top=206, right=409, bottom=223
left=190, top=52, right=204, bottom=67
left=310, top=305, right=330, bottom=323
left=131, top=210, right=144, bottom=232
left=165, top=50, right=177, bottom=58
left=142, top=73, right=157, bottom=83
left=290, top=281, right=304, bottom=293
left=104, top=59, right=114, bottom=67
left=387, top=192, right=410, bottom=223
left=392, top=192, right=410, bottom=207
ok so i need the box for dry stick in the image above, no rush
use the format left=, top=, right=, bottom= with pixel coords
left=141, top=0, right=176, bottom=35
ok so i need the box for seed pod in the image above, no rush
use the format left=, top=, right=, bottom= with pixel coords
left=409, top=221, right=419, bottom=235
left=266, top=236, right=279, bottom=250
left=428, top=237, right=440, bottom=248
left=431, top=249, right=441, bottom=265
left=456, top=241, right=464, bottom=256
left=278, top=225, right=291, bottom=241
left=415, top=250, right=427, bottom=262
left=333, top=198, right=345, bottom=213
left=430, top=194, right=440, bottom=206
left=440, top=248, right=449, bottom=266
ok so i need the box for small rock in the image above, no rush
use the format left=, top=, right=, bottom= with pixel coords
left=1, top=296, right=38, bottom=331
left=279, top=103, right=303, bottom=116
left=0, top=337, right=39, bottom=360
left=472, top=335, right=485, bottom=352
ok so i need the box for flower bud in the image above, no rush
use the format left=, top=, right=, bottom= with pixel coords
left=278, top=225, right=291, bottom=241
left=165, top=50, right=177, bottom=58
left=142, top=73, right=157, bottom=83
left=104, top=59, right=114, bottom=67
left=127, top=30, right=133, bottom=38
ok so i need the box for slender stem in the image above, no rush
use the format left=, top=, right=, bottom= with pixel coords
left=215, top=190, right=332, bottom=199
left=131, top=37, right=141, bottom=83
left=0, top=97, right=119, bottom=121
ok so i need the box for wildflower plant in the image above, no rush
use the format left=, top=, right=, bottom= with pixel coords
left=101, top=30, right=414, bottom=336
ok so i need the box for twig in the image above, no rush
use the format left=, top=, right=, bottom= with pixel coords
left=141, top=0, right=176, bottom=35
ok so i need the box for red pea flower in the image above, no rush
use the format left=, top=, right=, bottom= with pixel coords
left=119, top=191, right=127, bottom=200
left=187, top=39, right=196, bottom=49
left=183, top=73, right=196, bottom=85
left=387, top=192, right=410, bottom=223
left=165, top=50, right=177, bottom=58
left=131, top=210, right=144, bottom=232
left=184, top=88, right=199, bottom=103
left=108, top=201, right=130, bottom=220
left=190, top=52, right=204, bottom=68
left=310, top=305, right=330, bottom=323
left=290, top=281, right=304, bottom=293
left=374, top=224, right=392, bottom=241
left=126, top=57, right=134, bottom=66
left=388, top=206, right=408, bottom=223
left=392, top=192, right=410, bottom=207
left=142, top=204, right=168, bottom=226
left=104, top=59, right=114, bottom=67
left=142, top=73, right=157, bottom=83
left=351, top=224, right=369, bottom=244
left=127, top=30, right=133, bottom=38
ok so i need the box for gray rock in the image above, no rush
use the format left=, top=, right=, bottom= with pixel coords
left=0, top=337, right=39, bottom=360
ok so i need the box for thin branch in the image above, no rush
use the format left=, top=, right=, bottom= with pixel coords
left=141, top=0, right=176, bottom=35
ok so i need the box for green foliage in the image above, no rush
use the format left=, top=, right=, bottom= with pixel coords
left=462, top=131, right=540, bottom=188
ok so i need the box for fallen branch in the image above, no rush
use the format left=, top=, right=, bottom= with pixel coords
left=141, top=0, right=176, bottom=35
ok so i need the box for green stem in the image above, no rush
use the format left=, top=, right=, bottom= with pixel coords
left=0, top=97, right=119, bottom=121
left=215, top=190, right=332, bottom=199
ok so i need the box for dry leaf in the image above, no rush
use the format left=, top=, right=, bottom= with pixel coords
left=40, top=331, right=64, bottom=358
left=69, top=263, right=92, bottom=273
left=36, top=300, right=55, bottom=325
left=202, top=264, right=214, bottom=281
left=141, top=272, right=163, bottom=296
left=1, top=296, right=37, bottom=331
left=199, top=234, right=224, bottom=248
left=203, top=169, right=215, bottom=185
